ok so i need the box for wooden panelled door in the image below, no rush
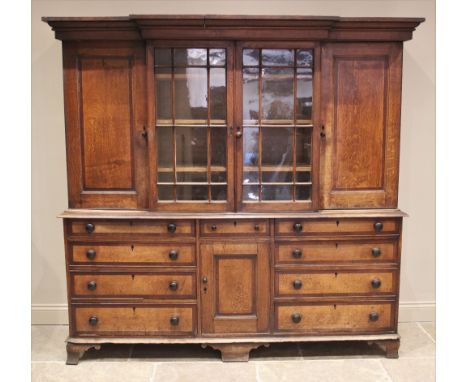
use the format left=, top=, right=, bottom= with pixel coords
left=200, top=243, right=270, bottom=334
left=320, top=43, right=403, bottom=209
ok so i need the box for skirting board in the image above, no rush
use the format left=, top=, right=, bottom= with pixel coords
left=31, top=302, right=435, bottom=325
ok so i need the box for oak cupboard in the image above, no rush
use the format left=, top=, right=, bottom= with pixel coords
left=43, top=15, right=424, bottom=364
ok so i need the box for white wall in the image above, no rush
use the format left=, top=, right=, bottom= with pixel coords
left=32, top=0, right=435, bottom=324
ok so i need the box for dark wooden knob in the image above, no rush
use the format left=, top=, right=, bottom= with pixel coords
left=291, top=313, right=302, bottom=324
left=86, top=249, right=96, bottom=260
left=211, top=224, right=217, bottom=231
left=292, top=249, right=302, bottom=259
left=371, top=247, right=381, bottom=258
left=374, top=222, right=383, bottom=232
left=88, top=315, right=98, bottom=326
left=371, top=278, right=382, bottom=289
left=167, top=223, right=177, bottom=233
left=169, top=281, right=178, bottom=291
left=293, top=223, right=303, bottom=233
left=254, top=224, right=260, bottom=231
left=85, top=223, right=95, bottom=233
left=293, top=279, right=302, bottom=290
left=87, top=281, right=97, bottom=291
left=168, top=250, right=178, bottom=260
left=170, top=315, right=179, bottom=326
left=369, top=312, right=379, bottom=322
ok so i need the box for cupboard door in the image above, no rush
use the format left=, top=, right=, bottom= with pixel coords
left=320, top=43, right=402, bottom=208
left=62, top=41, right=147, bottom=209
left=200, top=243, right=270, bottom=334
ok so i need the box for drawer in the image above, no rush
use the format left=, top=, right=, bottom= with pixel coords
left=69, top=220, right=195, bottom=236
left=71, top=243, right=195, bottom=265
left=275, top=218, right=399, bottom=236
left=200, top=219, right=269, bottom=236
left=276, top=240, right=398, bottom=264
left=276, top=270, right=396, bottom=296
left=73, top=305, right=196, bottom=335
left=72, top=273, right=196, bottom=298
left=275, top=302, right=394, bottom=332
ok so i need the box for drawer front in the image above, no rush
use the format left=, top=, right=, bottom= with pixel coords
left=72, top=273, right=196, bottom=298
left=276, top=271, right=396, bottom=296
left=276, top=240, right=398, bottom=264
left=276, top=218, right=399, bottom=236
left=71, top=244, right=195, bottom=265
left=275, top=302, right=394, bottom=332
left=74, top=305, right=195, bottom=335
left=70, top=220, right=195, bottom=236
left=200, top=219, right=269, bottom=236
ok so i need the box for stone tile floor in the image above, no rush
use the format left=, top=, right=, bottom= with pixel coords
left=32, top=322, right=435, bottom=382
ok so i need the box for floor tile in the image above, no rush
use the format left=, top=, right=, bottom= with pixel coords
left=382, top=358, right=435, bottom=382
left=300, top=340, right=386, bottom=359
left=256, top=359, right=391, bottom=382
left=131, top=344, right=220, bottom=362
left=250, top=342, right=302, bottom=360
left=152, top=361, right=257, bottom=382
left=31, top=325, right=69, bottom=362
left=419, top=322, right=436, bottom=341
left=398, top=322, right=435, bottom=358
left=32, top=362, right=154, bottom=382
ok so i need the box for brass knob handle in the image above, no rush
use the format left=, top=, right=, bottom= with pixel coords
left=371, top=278, right=382, bottom=289
left=292, top=249, right=302, bottom=259
left=85, top=223, right=95, bottom=233
left=169, top=281, right=178, bottom=291
left=291, top=313, right=302, bottom=324
left=202, top=276, right=208, bottom=284
left=170, top=315, right=180, bottom=326
left=369, top=312, right=379, bottom=322
left=293, top=279, right=302, bottom=290
left=167, top=223, right=177, bottom=233
left=88, top=315, right=98, bottom=326
left=168, top=250, right=178, bottom=260
left=235, top=128, right=243, bottom=138
left=293, top=223, right=303, bottom=233
left=374, top=222, right=383, bottom=232
left=254, top=224, right=260, bottom=231
left=371, top=247, right=381, bottom=258
left=87, top=281, right=97, bottom=291
left=86, top=249, right=96, bottom=260
left=211, top=224, right=217, bottom=231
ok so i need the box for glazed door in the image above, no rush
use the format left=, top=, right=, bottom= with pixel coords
left=236, top=42, right=319, bottom=211
left=148, top=42, right=235, bottom=211
left=200, top=242, right=270, bottom=334
left=320, top=43, right=403, bottom=208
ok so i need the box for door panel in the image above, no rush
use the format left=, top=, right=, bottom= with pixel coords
left=320, top=43, right=402, bottom=208
left=200, top=242, right=270, bottom=334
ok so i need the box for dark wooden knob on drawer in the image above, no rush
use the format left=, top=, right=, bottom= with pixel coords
left=374, top=222, right=383, bottom=232
left=293, top=222, right=303, bottom=233
left=291, top=313, right=302, bottom=324
left=371, top=278, right=382, bottom=289
left=86, top=249, right=96, bottom=260
left=292, top=279, right=303, bottom=290
left=85, top=223, right=95, bottom=233
left=292, top=249, right=302, bottom=259
left=211, top=224, right=217, bottom=231
left=254, top=224, right=260, bottom=231
left=87, top=281, right=97, bottom=291
left=88, top=315, right=98, bottom=326
left=169, top=281, right=178, bottom=291
left=167, top=223, right=177, bottom=233
left=168, top=250, right=178, bottom=260
left=369, top=312, right=379, bottom=322
left=170, top=315, right=180, bottom=326
left=371, top=247, right=381, bottom=258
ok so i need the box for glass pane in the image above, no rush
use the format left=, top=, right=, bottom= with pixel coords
left=243, top=68, right=259, bottom=123
left=243, top=171, right=259, bottom=184
left=296, top=185, right=311, bottom=200
left=174, top=68, right=208, bottom=122
left=211, top=171, right=226, bottom=183
left=262, top=49, right=294, bottom=66
left=262, top=68, right=294, bottom=122
left=262, top=185, right=292, bottom=201
left=174, top=48, right=207, bottom=66
left=262, top=171, right=293, bottom=183
left=243, top=49, right=259, bottom=66
left=157, top=126, right=173, bottom=181
left=209, top=49, right=226, bottom=66
left=243, top=185, right=259, bottom=201
left=296, top=49, right=313, bottom=67
left=243, top=127, right=259, bottom=166
left=262, top=127, right=293, bottom=166
left=211, top=127, right=226, bottom=167
left=175, top=127, right=207, bottom=169
left=296, top=127, right=311, bottom=165
left=155, top=68, right=172, bottom=123
left=155, top=48, right=172, bottom=66
left=296, top=68, right=313, bottom=122
left=210, top=68, right=226, bottom=123
left=176, top=185, right=208, bottom=201
left=211, top=185, right=227, bottom=201
left=158, top=185, right=173, bottom=200
left=296, top=171, right=311, bottom=183
left=176, top=172, right=207, bottom=183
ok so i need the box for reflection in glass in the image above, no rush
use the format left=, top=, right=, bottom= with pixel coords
left=210, top=68, right=226, bottom=122
left=155, top=49, right=172, bottom=66
left=211, top=127, right=226, bottom=167
left=243, top=127, right=259, bottom=166
left=243, top=185, right=259, bottom=201
left=211, top=185, right=227, bottom=201
left=157, top=127, right=173, bottom=182
left=174, top=68, right=208, bottom=122
left=262, top=185, right=292, bottom=201
left=262, top=171, right=293, bottom=183
left=243, top=171, right=259, bottom=184
left=243, top=68, right=259, bottom=123
left=209, top=49, right=226, bottom=66
left=243, top=49, right=259, bottom=66
left=296, top=128, right=311, bottom=165
left=296, top=69, right=313, bottom=122
left=262, top=49, right=294, bottom=66
left=262, top=68, right=294, bottom=122
left=155, top=68, right=172, bottom=123
left=175, top=126, right=207, bottom=167
left=176, top=172, right=207, bottom=183
left=176, top=185, right=208, bottom=201
left=211, top=171, right=226, bottom=183
left=174, top=48, right=207, bottom=66
left=296, top=49, right=313, bottom=67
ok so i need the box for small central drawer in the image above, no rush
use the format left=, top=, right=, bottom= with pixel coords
left=69, top=220, right=195, bottom=236
left=276, top=270, right=396, bottom=296
left=200, top=219, right=269, bottom=236
left=72, top=273, right=196, bottom=298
